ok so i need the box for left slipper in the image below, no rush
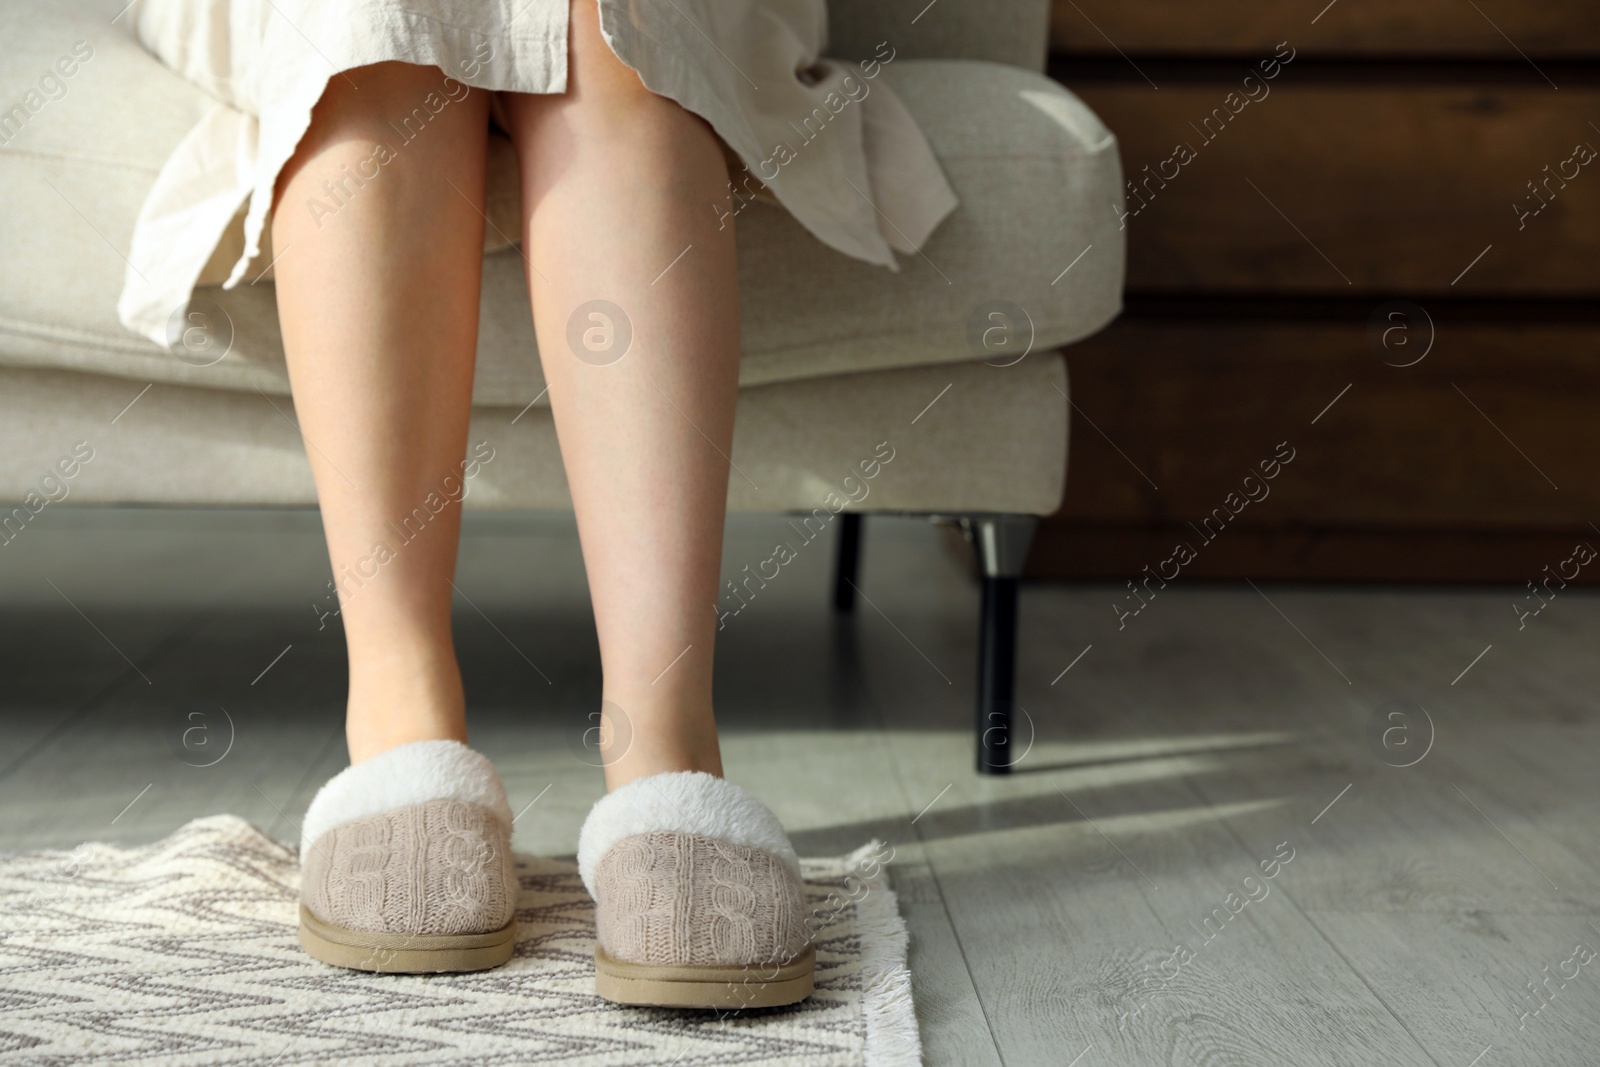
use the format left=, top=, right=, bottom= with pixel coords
left=297, top=739, right=519, bottom=973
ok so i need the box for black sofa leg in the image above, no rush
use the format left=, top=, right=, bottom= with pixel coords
left=965, top=515, right=1038, bottom=775
left=833, top=512, right=863, bottom=612
left=977, top=574, right=1019, bottom=774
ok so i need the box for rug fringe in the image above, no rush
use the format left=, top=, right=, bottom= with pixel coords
left=853, top=848, right=924, bottom=1067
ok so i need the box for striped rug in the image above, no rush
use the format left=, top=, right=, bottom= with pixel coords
left=0, top=816, right=919, bottom=1065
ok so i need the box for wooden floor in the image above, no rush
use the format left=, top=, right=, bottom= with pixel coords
left=2, top=508, right=1597, bottom=1066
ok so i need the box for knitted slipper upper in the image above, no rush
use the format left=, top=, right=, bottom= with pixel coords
left=575, top=770, right=800, bottom=898
left=299, top=740, right=513, bottom=862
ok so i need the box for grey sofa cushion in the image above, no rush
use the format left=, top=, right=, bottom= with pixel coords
left=0, top=0, right=1122, bottom=410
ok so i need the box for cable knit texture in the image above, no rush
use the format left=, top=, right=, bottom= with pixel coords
left=576, top=770, right=801, bottom=897
left=300, top=799, right=516, bottom=936
left=299, top=740, right=513, bottom=864
left=594, top=831, right=811, bottom=967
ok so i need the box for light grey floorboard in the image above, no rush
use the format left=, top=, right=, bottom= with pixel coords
left=0, top=605, right=348, bottom=849
left=1304, top=911, right=1600, bottom=1067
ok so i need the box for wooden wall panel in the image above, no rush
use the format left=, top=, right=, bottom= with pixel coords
left=1054, top=316, right=1600, bottom=525
left=1031, top=7, right=1599, bottom=584
left=1050, top=0, right=1600, bottom=59
left=1026, top=523, right=1600, bottom=585
left=1025, top=314, right=1600, bottom=581
left=1069, top=83, right=1600, bottom=295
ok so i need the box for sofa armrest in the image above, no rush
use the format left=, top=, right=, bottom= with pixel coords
left=827, top=0, right=1049, bottom=72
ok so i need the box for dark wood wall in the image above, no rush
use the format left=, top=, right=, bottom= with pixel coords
left=1030, top=0, right=1600, bottom=583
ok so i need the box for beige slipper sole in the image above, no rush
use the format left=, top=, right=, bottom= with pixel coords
left=299, top=904, right=515, bottom=973
left=593, top=944, right=815, bottom=1009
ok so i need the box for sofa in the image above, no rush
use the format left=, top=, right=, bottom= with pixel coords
left=0, top=0, right=1124, bottom=773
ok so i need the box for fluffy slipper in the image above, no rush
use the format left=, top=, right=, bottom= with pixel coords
left=297, top=739, right=518, bottom=973
left=578, top=771, right=814, bottom=1009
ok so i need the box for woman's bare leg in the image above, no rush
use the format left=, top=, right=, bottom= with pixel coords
left=502, top=0, right=740, bottom=789
left=272, top=62, right=491, bottom=764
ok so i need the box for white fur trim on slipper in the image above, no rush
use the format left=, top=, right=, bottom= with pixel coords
left=298, top=740, right=513, bottom=862
left=575, top=771, right=800, bottom=898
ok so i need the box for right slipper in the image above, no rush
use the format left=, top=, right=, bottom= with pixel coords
left=577, top=771, right=815, bottom=1009
left=296, top=739, right=519, bottom=973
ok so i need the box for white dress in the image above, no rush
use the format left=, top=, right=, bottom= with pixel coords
left=116, top=0, right=959, bottom=347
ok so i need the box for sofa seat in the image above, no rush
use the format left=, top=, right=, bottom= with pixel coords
left=0, top=0, right=1122, bottom=409
left=0, top=356, right=1069, bottom=514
